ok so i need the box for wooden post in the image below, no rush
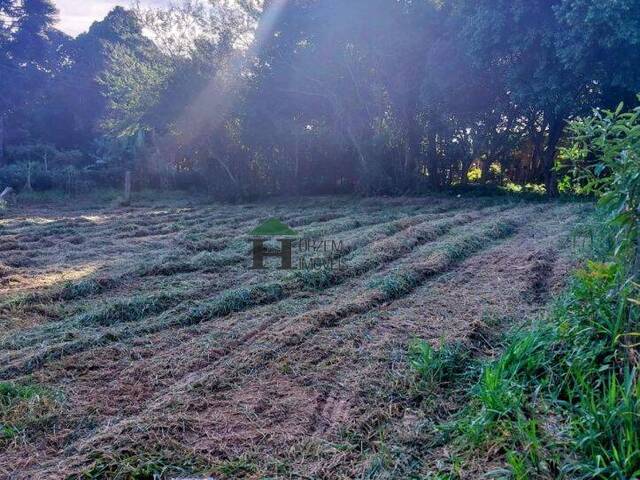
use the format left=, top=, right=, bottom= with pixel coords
left=24, top=162, right=33, bottom=192
left=123, top=170, right=132, bottom=206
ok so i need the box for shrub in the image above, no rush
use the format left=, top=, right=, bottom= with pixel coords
left=560, top=97, right=640, bottom=275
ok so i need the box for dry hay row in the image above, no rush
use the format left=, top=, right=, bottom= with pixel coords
left=170, top=198, right=456, bottom=251
left=175, top=208, right=535, bottom=398
left=0, top=203, right=589, bottom=480
left=0, top=204, right=508, bottom=379
left=0, top=195, right=357, bottom=235
left=45, top=206, right=541, bottom=420
left=199, top=205, right=584, bottom=397
left=0, top=198, right=434, bottom=292
left=52, top=209, right=533, bottom=475
left=0, top=197, right=476, bottom=331
left=136, top=204, right=512, bottom=329
left=0, top=200, right=411, bottom=310
left=304, top=207, right=589, bottom=478
left=0, top=196, right=352, bottom=245
left=0, top=203, right=458, bottom=354
left=0, top=198, right=369, bottom=288
left=2, top=195, right=446, bottom=284
left=26, top=202, right=520, bottom=390
left=137, top=197, right=482, bottom=279
left=136, top=203, right=436, bottom=277
left=0, top=203, right=247, bottom=246
left=0, top=196, right=479, bottom=295
left=0, top=206, right=424, bottom=350
left=0, top=195, right=436, bottom=246
left=136, top=196, right=492, bottom=277
left=0, top=205, right=456, bottom=368
left=0, top=201, right=351, bottom=276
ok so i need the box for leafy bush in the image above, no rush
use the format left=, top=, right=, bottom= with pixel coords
left=467, top=166, right=482, bottom=183
left=560, top=99, right=640, bottom=275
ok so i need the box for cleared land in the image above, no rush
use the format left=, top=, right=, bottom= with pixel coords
left=0, top=196, right=590, bottom=479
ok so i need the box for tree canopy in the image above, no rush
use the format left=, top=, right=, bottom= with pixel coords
left=0, top=0, right=638, bottom=198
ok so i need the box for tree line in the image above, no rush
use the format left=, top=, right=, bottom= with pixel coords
left=1, top=0, right=639, bottom=198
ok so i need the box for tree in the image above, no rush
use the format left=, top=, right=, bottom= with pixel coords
left=555, top=0, right=640, bottom=108
left=54, top=7, right=154, bottom=151
left=0, top=0, right=63, bottom=164
left=99, top=1, right=251, bottom=194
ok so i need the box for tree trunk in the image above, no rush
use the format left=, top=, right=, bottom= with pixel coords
left=403, top=124, right=421, bottom=190
left=481, top=158, right=491, bottom=184
left=402, top=100, right=421, bottom=186
left=425, top=128, right=440, bottom=189
left=344, top=123, right=369, bottom=193
left=543, top=119, right=564, bottom=196
left=123, top=170, right=132, bottom=206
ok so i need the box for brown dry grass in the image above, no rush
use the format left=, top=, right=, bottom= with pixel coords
left=0, top=195, right=590, bottom=479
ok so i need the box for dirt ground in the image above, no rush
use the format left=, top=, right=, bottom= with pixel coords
left=0, top=195, right=590, bottom=479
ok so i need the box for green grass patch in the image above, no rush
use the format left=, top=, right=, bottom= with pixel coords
left=76, top=450, right=207, bottom=480
left=432, top=261, right=640, bottom=479
left=0, top=380, right=62, bottom=444
left=409, top=340, right=470, bottom=391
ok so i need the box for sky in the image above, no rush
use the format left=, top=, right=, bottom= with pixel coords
left=54, top=0, right=170, bottom=37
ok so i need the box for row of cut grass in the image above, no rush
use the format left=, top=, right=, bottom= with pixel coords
left=164, top=206, right=511, bottom=326
left=0, top=203, right=366, bottom=309
left=135, top=200, right=467, bottom=277
left=302, top=216, right=522, bottom=328
left=48, top=211, right=530, bottom=458
left=0, top=204, right=506, bottom=378
left=0, top=206, right=447, bottom=351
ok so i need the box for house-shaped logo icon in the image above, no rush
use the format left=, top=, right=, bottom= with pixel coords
left=249, top=218, right=298, bottom=237
left=248, top=218, right=298, bottom=270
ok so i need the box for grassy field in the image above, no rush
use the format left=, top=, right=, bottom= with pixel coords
left=0, top=195, right=592, bottom=479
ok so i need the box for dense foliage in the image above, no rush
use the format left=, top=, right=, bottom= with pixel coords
left=561, top=99, right=640, bottom=275
left=411, top=99, right=640, bottom=479
left=1, top=0, right=639, bottom=198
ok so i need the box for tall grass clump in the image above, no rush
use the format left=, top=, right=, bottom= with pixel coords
left=428, top=100, right=640, bottom=478
left=409, top=340, right=470, bottom=391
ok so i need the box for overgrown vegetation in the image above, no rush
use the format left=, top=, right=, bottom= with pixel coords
left=409, top=102, right=640, bottom=479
